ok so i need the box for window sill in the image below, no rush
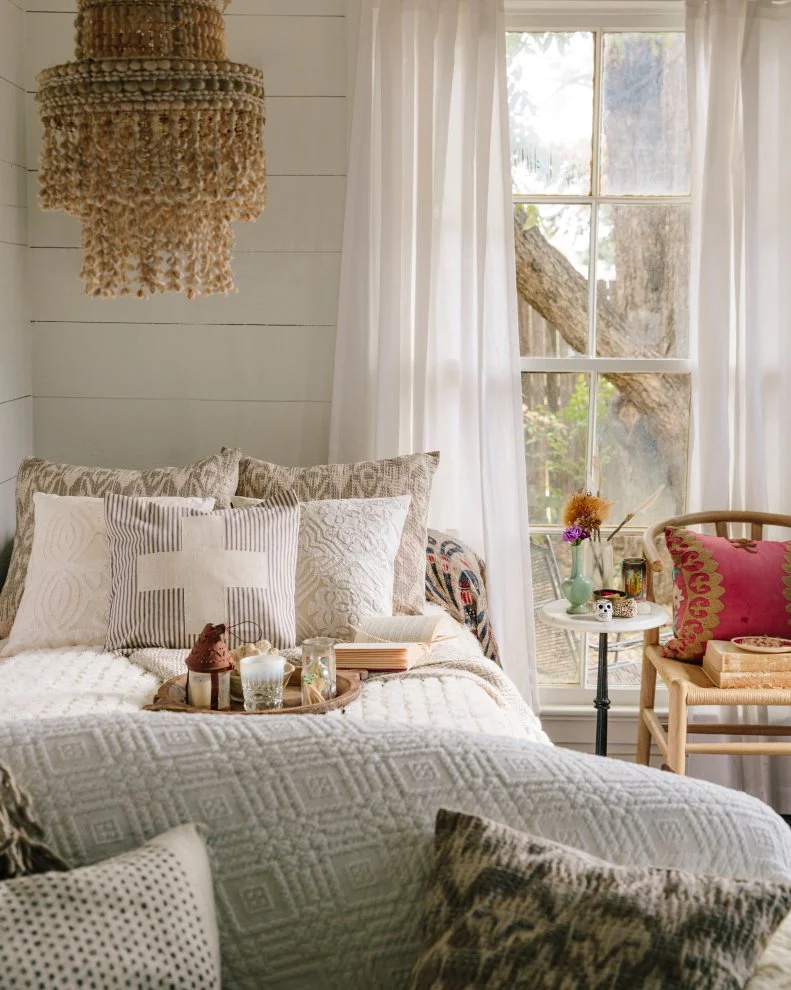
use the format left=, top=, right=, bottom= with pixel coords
left=540, top=703, right=667, bottom=718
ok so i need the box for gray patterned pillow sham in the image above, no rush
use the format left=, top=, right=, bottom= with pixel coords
left=409, top=809, right=791, bottom=990
left=234, top=449, right=439, bottom=615
left=0, top=449, right=241, bottom=639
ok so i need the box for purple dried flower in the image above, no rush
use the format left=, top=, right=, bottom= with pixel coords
left=562, top=525, right=589, bottom=545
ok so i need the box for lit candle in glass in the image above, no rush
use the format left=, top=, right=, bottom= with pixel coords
left=240, top=654, right=286, bottom=711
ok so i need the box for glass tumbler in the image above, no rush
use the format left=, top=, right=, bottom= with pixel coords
left=240, top=654, right=286, bottom=711
left=301, top=638, right=337, bottom=706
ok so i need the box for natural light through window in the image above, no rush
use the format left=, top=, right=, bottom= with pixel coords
left=507, top=27, right=692, bottom=700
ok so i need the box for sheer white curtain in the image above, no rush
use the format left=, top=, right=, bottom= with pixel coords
left=331, top=0, right=538, bottom=707
left=687, top=0, right=791, bottom=809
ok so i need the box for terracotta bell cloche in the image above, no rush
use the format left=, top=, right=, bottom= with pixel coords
left=185, top=623, right=235, bottom=711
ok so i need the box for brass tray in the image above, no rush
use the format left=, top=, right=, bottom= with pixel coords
left=144, top=668, right=362, bottom=715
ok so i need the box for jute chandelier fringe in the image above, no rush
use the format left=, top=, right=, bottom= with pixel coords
left=37, top=0, right=266, bottom=299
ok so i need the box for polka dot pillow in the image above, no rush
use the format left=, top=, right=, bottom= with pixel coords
left=0, top=823, right=220, bottom=989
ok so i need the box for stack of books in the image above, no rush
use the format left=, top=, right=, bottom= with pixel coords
left=703, top=640, right=791, bottom=688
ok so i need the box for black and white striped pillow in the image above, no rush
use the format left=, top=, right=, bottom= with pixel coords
left=104, top=491, right=299, bottom=651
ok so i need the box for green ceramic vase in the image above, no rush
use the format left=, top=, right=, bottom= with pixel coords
left=561, top=542, right=593, bottom=614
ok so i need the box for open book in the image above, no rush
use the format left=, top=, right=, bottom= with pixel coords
left=333, top=614, right=455, bottom=671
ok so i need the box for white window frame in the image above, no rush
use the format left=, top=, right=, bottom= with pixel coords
left=506, top=0, right=688, bottom=710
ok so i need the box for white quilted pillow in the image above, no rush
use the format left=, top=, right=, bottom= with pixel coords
left=2, top=493, right=214, bottom=656
left=295, top=495, right=411, bottom=641
left=0, top=823, right=221, bottom=989
left=233, top=494, right=411, bottom=641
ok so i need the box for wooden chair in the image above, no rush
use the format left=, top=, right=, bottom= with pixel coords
left=637, top=511, right=791, bottom=775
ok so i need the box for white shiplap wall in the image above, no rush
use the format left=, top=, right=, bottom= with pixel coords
left=24, top=0, right=346, bottom=470
left=0, top=0, right=31, bottom=581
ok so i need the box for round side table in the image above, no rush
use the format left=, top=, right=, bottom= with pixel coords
left=538, top=599, right=668, bottom=757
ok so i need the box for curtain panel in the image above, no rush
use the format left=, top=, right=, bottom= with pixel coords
left=687, top=0, right=791, bottom=809
left=331, top=0, right=538, bottom=707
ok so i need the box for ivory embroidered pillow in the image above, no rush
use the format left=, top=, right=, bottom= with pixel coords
left=663, top=527, right=791, bottom=661
left=1, top=494, right=214, bottom=656
left=0, top=824, right=221, bottom=990
left=234, top=450, right=439, bottom=615
left=105, top=492, right=299, bottom=651
left=0, top=449, right=241, bottom=639
left=296, top=495, right=410, bottom=641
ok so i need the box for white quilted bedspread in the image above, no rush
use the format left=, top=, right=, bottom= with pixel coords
left=2, top=713, right=790, bottom=990
left=0, top=645, right=160, bottom=719
left=352, top=672, right=530, bottom=736
left=0, top=606, right=547, bottom=743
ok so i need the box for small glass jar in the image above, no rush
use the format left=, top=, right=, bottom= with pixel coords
left=301, top=638, right=336, bottom=706
left=583, top=539, right=614, bottom=589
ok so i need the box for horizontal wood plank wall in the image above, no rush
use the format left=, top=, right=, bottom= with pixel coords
left=25, top=0, right=346, bottom=471
left=0, top=0, right=31, bottom=582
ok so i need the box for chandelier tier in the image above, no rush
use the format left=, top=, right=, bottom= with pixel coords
left=37, top=0, right=266, bottom=298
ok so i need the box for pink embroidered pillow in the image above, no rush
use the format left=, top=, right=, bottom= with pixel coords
left=663, top=527, right=791, bottom=661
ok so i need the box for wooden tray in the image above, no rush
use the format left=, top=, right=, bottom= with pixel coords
left=144, top=668, right=362, bottom=715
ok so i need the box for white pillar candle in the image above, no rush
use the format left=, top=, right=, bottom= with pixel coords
left=187, top=671, right=213, bottom=709
left=187, top=670, right=231, bottom=710
left=241, top=654, right=285, bottom=682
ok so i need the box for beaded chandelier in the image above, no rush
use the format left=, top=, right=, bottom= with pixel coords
left=36, top=0, right=266, bottom=298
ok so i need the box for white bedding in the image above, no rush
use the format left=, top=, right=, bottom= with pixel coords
left=0, top=645, right=160, bottom=719
left=0, top=606, right=548, bottom=743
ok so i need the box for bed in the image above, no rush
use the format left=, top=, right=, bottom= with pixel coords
left=2, top=527, right=791, bottom=988
left=0, top=604, right=547, bottom=742
left=2, top=711, right=791, bottom=990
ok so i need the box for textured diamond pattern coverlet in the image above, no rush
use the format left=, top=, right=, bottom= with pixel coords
left=1, top=715, right=790, bottom=990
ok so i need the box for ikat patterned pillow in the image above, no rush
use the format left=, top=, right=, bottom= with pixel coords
left=0, top=449, right=241, bottom=639
left=663, top=527, right=791, bottom=661
left=409, top=809, right=791, bottom=990
left=105, top=491, right=299, bottom=651
left=0, top=823, right=221, bottom=990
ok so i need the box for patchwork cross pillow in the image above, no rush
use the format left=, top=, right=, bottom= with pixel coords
left=0, top=449, right=241, bottom=639
left=233, top=449, right=439, bottom=615
left=2, top=493, right=214, bottom=656
left=409, top=809, right=791, bottom=990
left=105, top=492, right=299, bottom=651
left=663, top=527, right=791, bottom=661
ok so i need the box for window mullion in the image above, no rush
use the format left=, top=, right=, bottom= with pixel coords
left=588, top=29, right=603, bottom=358
left=582, top=368, right=598, bottom=690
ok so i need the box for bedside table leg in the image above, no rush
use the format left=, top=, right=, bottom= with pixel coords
left=594, top=633, right=610, bottom=757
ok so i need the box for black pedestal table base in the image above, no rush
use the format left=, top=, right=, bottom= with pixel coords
left=594, top=633, right=610, bottom=757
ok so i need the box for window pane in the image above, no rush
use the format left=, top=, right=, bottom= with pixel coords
left=600, top=33, right=690, bottom=195
left=584, top=531, right=674, bottom=689
left=594, top=373, right=690, bottom=528
left=516, top=204, right=590, bottom=357
left=523, top=372, right=590, bottom=526
left=531, top=532, right=582, bottom=684
left=595, top=203, right=690, bottom=358
left=507, top=32, right=594, bottom=194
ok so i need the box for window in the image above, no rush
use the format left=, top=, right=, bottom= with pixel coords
left=506, top=5, right=691, bottom=706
